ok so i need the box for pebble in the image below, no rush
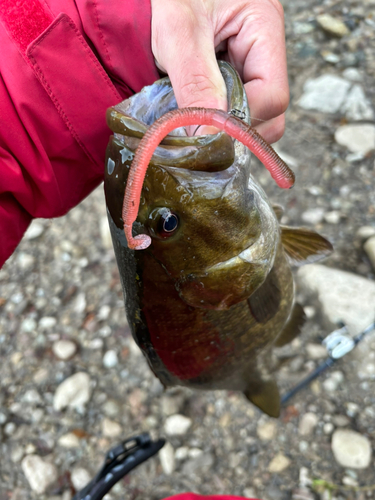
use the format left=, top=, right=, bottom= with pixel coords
left=268, top=453, right=291, bottom=473
left=364, top=236, right=375, bottom=271
left=101, top=417, right=122, bottom=438
left=323, top=423, right=334, bottom=434
left=102, top=399, right=121, bottom=418
left=356, top=226, right=375, bottom=243
left=306, top=343, right=327, bottom=359
left=164, top=414, right=192, bottom=436
left=332, top=415, right=350, bottom=427
left=334, top=124, right=375, bottom=154
left=161, top=394, right=184, bottom=416
left=71, top=467, right=91, bottom=491
left=341, top=84, right=374, bottom=121
left=298, top=75, right=351, bottom=114
left=301, top=208, right=325, bottom=225
left=324, top=211, right=341, bottom=224
left=181, top=452, right=214, bottom=475
left=298, top=413, right=318, bottom=436
left=175, top=446, right=189, bottom=461
left=159, top=442, right=175, bottom=475
left=21, top=389, right=42, bottom=405
left=323, top=371, right=344, bottom=392
left=21, top=318, right=37, bottom=333
left=331, top=429, right=372, bottom=469
left=316, top=14, right=350, bottom=37
left=17, top=252, right=35, bottom=270
left=52, top=339, right=77, bottom=360
left=38, top=316, right=57, bottom=329
left=53, top=372, right=92, bottom=411
left=257, top=420, right=277, bottom=441
left=58, top=433, right=81, bottom=448
left=21, top=455, right=58, bottom=494
left=23, top=221, right=44, bottom=240
left=297, top=265, right=375, bottom=334
left=103, top=350, right=118, bottom=368
left=342, top=68, right=363, bottom=82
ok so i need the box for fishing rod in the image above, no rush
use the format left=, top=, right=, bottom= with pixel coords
left=281, top=320, right=375, bottom=406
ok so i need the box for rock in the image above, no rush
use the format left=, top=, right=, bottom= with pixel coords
left=175, top=446, right=189, bottom=460
left=161, top=394, right=184, bottom=416
left=301, top=208, right=325, bottom=225
left=323, top=422, right=334, bottom=434
left=53, top=372, right=92, bottom=411
left=341, top=85, right=374, bottom=121
left=71, top=467, right=91, bottom=490
left=342, top=68, right=363, bottom=82
left=21, top=455, right=58, bottom=494
left=297, top=265, right=375, bottom=334
left=164, top=414, right=192, bottom=436
left=268, top=453, right=291, bottom=473
left=23, top=221, right=44, bottom=240
left=181, top=452, right=214, bottom=475
left=103, top=350, right=118, bottom=368
left=364, top=236, right=375, bottom=271
left=298, top=413, right=318, bottom=436
left=52, top=340, right=77, bottom=360
left=356, top=226, right=375, bottom=243
left=323, top=371, right=344, bottom=392
left=257, top=420, right=277, bottom=441
left=74, top=293, right=87, bottom=314
left=58, top=433, right=81, bottom=448
left=331, top=429, right=372, bottom=469
left=324, top=211, right=341, bottom=224
left=306, top=343, right=327, bottom=359
left=159, top=442, right=175, bottom=475
left=332, top=415, right=350, bottom=427
left=334, top=124, right=375, bottom=154
left=17, top=253, right=35, bottom=270
left=38, top=316, right=57, bottom=329
left=101, top=417, right=122, bottom=438
left=316, top=14, right=350, bottom=37
left=21, top=389, right=43, bottom=405
left=298, top=75, right=351, bottom=114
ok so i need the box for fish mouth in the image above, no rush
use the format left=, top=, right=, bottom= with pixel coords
left=207, top=233, right=268, bottom=272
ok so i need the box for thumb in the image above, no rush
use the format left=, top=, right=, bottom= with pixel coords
left=151, top=2, right=227, bottom=114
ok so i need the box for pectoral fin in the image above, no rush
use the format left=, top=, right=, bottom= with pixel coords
left=244, top=378, right=281, bottom=418
left=272, top=204, right=284, bottom=221
left=274, top=302, right=306, bottom=347
left=280, top=226, right=333, bottom=266
left=247, top=267, right=281, bottom=324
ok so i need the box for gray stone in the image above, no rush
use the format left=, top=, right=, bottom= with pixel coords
left=298, top=412, right=318, bottom=436
left=331, top=429, right=372, bottom=469
left=257, top=420, right=277, bottom=441
left=268, top=453, right=291, bottom=472
left=21, top=455, right=58, bottom=494
left=342, top=68, right=363, bottom=82
left=324, top=211, right=341, bottom=224
left=39, top=316, right=57, bottom=329
left=356, top=226, right=375, bottom=243
left=335, top=124, right=375, bottom=154
left=101, top=417, right=122, bottom=438
left=364, top=236, right=375, bottom=271
left=298, top=75, right=351, bottom=114
left=306, top=343, right=327, bottom=359
left=316, top=14, right=350, bottom=37
left=297, top=265, right=375, bottom=334
left=323, top=371, right=344, bottom=392
left=23, top=221, right=44, bottom=240
left=341, top=85, right=374, bottom=121
left=53, top=372, right=92, bottom=411
left=181, top=452, right=214, bottom=474
left=301, top=208, right=325, bottom=225
left=103, top=350, right=118, bottom=368
left=58, top=433, right=81, bottom=448
left=159, top=442, right=175, bottom=475
left=71, top=467, right=91, bottom=490
left=164, top=414, right=192, bottom=436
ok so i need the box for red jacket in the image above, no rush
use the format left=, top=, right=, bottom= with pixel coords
left=0, top=0, right=159, bottom=267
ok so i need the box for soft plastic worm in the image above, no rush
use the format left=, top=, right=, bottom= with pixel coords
left=122, top=108, right=295, bottom=250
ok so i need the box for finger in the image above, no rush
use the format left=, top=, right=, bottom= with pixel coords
left=254, top=114, right=286, bottom=144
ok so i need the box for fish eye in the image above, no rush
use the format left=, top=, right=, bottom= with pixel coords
left=158, top=210, right=179, bottom=238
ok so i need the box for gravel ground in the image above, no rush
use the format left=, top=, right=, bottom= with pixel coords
left=1, top=0, right=375, bottom=499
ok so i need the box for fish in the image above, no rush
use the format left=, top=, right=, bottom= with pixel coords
left=104, top=61, right=333, bottom=417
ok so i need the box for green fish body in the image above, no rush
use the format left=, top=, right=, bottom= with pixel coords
left=104, top=62, right=332, bottom=417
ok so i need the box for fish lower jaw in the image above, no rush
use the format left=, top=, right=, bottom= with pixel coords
left=207, top=243, right=264, bottom=272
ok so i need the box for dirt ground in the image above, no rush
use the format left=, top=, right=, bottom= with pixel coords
left=1, top=0, right=375, bottom=498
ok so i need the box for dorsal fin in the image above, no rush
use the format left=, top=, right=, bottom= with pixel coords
left=280, top=226, right=333, bottom=266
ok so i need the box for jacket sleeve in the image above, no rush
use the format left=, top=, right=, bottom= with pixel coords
left=0, top=0, right=159, bottom=269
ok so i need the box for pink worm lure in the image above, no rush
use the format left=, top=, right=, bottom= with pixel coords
left=122, top=108, right=295, bottom=250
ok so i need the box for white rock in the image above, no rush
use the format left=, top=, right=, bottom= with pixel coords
left=268, top=453, right=291, bottom=473
left=53, top=372, right=92, bottom=411
left=342, top=68, right=363, bottom=82
left=164, top=414, right=192, bottom=436
left=324, top=211, right=341, bottom=224
left=159, top=442, right=175, bottom=475
left=301, top=208, right=325, bottom=225
left=341, top=84, right=374, bottom=121
left=257, top=421, right=277, bottom=441
left=102, top=417, right=122, bottom=438
left=39, top=316, right=57, bottom=329
left=100, top=217, right=113, bottom=250
left=297, top=265, right=375, bottom=334
left=299, top=413, right=318, bottom=436
left=331, top=429, right=372, bottom=469
left=52, top=340, right=77, bottom=360
left=17, top=252, right=35, bottom=270
left=175, top=446, right=189, bottom=460
left=335, top=124, right=375, bottom=154
left=21, top=455, right=58, bottom=494
left=298, top=75, right=351, bottom=114
left=58, top=433, right=81, bottom=448
left=364, top=236, right=375, bottom=271
left=74, top=293, right=87, bottom=314
left=71, top=467, right=91, bottom=490
left=356, top=226, right=375, bottom=243
left=21, top=389, right=42, bottom=405
left=306, top=343, right=327, bottom=359
left=24, top=221, right=44, bottom=240
left=323, top=371, right=344, bottom=392
left=103, top=350, right=118, bottom=368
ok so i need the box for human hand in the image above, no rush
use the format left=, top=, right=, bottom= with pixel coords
left=151, top=0, right=289, bottom=143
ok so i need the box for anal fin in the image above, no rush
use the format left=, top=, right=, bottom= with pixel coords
left=244, top=378, right=281, bottom=418
left=274, top=302, right=306, bottom=347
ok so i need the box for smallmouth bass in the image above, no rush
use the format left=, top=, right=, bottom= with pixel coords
left=104, top=62, right=332, bottom=417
